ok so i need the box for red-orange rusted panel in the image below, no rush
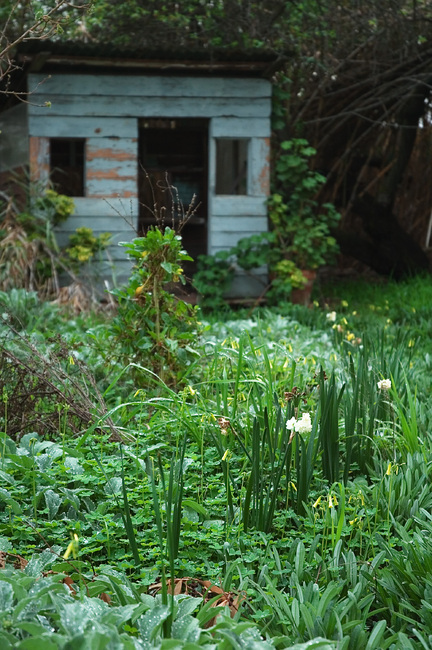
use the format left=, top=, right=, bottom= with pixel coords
left=86, top=148, right=136, bottom=162
left=86, top=169, right=136, bottom=181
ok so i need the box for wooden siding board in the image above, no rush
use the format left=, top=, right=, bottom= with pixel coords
left=211, top=117, right=270, bottom=138
left=28, top=95, right=271, bottom=119
left=86, top=159, right=137, bottom=176
left=0, top=104, right=28, bottom=172
left=209, top=216, right=268, bottom=233
left=212, top=196, right=267, bottom=216
left=227, top=273, right=268, bottom=299
left=86, top=137, right=138, bottom=159
left=86, top=162, right=137, bottom=178
left=85, top=136, right=138, bottom=198
left=28, top=74, right=272, bottom=99
left=59, top=216, right=137, bottom=233
left=86, top=177, right=138, bottom=198
left=28, top=115, right=138, bottom=138
left=72, top=197, right=138, bottom=218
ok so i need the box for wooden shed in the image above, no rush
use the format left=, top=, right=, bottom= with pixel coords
left=0, top=44, right=273, bottom=297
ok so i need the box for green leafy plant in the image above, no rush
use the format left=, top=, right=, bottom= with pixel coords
left=193, top=249, right=235, bottom=310
left=194, top=139, right=340, bottom=309
left=65, top=226, right=112, bottom=267
left=269, top=139, right=341, bottom=270
left=0, top=186, right=74, bottom=295
left=0, top=274, right=431, bottom=649
left=110, top=226, right=200, bottom=386
left=0, top=184, right=113, bottom=300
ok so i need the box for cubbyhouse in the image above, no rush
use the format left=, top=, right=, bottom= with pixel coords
left=0, top=44, right=273, bottom=296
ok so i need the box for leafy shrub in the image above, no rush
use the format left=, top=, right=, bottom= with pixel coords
left=110, top=226, right=201, bottom=386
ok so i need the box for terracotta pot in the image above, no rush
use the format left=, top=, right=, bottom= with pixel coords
left=290, top=269, right=317, bottom=306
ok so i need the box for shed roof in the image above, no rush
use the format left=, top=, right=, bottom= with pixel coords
left=16, top=41, right=281, bottom=77
left=1, top=41, right=281, bottom=110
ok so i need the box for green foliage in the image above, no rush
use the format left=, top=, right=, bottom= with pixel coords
left=14, top=189, right=75, bottom=238
left=269, top=139, right=341, bottom=270
left=65, top=227, right=111, bottom=266
left=110, top=226, right=200, bottom=385
left=84, top=0, right=306, bottom=51
left=0, top=560, right=275, bottom=648
left=194, top=140, right=340, bottom=309
left=1, top=0, right=88, bottom=52
left=0, top=277, right=431, bottom=647
left=0, top=187, right=111, bottom=297
left=0, top=288, right=60, bottom=331
left=193, top=250, right=235, bottom=311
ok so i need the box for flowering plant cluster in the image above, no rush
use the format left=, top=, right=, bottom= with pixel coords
left=326, top=308, right=362, bottom=346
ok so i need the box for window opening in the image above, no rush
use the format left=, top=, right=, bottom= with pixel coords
left=50, top=138, right=85, bottom=196
left=215, top=139, right=248, bottom=195
left=138, top=119, right=208, bottom=267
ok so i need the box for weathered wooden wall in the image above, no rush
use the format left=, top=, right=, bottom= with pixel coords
left=0, top=104, right=28, bottom=173
left=27, top=72, right=272, bottom=295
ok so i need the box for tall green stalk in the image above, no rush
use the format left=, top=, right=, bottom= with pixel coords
left=319, top=369, right=345, bottom=484
left=294, top=412, right=320, bottom=516
left=242, top=404, right=295, bottom=532
left=145, top=433, right=190, bottom=633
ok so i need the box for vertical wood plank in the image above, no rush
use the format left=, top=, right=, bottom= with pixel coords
left=207, top=121, right=217, bottom=252
left=29, top=136, right=49, bottom=185
left=249, top=138, right=270, bottom=197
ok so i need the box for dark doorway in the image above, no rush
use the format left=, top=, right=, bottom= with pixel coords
left=138, top=119, right=208, bottom=274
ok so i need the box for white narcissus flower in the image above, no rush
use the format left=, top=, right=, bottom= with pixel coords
left=377, top=378, right=391, bottom=391
left=295, top=413, right=312, bottom=434
left=286, top=417, right=297, bottom=431
left=326, top=311, right=337, bottom=322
